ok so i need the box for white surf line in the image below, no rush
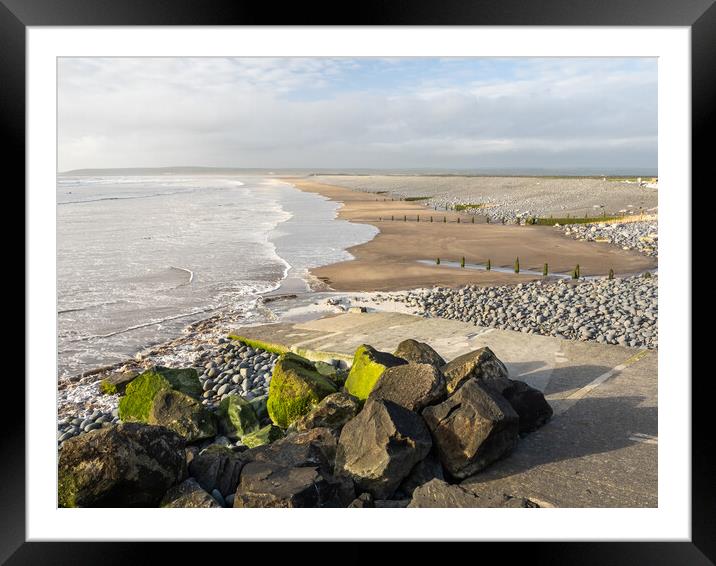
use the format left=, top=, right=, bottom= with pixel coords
left=170, top=265, right=195, bottom=285
left=552, top=349, right=650, bottom=416
left=628, top=432, right=658, bottom=445
left=73, top=306, right=224, bottom=341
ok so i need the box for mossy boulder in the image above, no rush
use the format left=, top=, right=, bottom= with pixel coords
left=148, top=389, right=216, bottom=443
left=249, top=395, right=268, bottom=421
left=58, top=423, right=186, bottom=507
left=217, top=395, right=260, bottom=439
left=118, top=366, right=202, bottom=423
left=242, top=424, right=284, bottom=448
left=99, top=370, right=138, bottom=395
left=344, top=345, right=407, bottom=400
left=267, top=353, right=338, bottom=428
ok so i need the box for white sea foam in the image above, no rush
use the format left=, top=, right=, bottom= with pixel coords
left=56, top=175, right=376, bottom=378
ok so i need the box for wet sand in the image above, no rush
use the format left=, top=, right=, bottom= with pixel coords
left=288, top=179, right=657, bottom=292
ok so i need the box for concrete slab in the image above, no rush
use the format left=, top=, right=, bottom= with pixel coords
left=232, top=311, right=657, bottom=507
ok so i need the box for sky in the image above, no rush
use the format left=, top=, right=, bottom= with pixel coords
left=58, top=57, right=657, bottom=173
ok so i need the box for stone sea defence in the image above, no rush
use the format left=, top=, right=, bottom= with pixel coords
left=58, top=336, right=552, bottom=508
left=383, top=276, right=658, bottom=349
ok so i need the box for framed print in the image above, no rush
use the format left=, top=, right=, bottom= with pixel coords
left=6, top=0, right=710, bottom=562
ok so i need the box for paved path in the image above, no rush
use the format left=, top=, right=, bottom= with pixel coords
left=233, top=311, right=657, bottom=507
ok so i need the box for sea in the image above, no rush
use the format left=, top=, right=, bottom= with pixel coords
left=56, top=175, right=377, bottom=378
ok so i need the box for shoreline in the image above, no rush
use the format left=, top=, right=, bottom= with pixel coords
left=287, top=178, right=657, bottom=292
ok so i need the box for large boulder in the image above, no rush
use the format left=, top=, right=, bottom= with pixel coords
left=245, top=427, right=337, bottom=472
left=501, top=380, right=553, bottom=433
left=160, top=478, right=221, bottom=508
left=241, top=424, right=283, bottom=448
left=335, top=399, right=432, bottom=499
left=99, top=370, right=138, bottom=395
left=233, top=461, right=346, bottom=508
left=188, top=445, right=246, bottom=498
left=118, top=366, right=203, bottom=423
left=149, top=389, right=216, bottom=443
left=267, top=353, right=338, bottom=428
left=422, top=379, right=519, bottom=479
left=58, top=423, right=186, bottom=507
left=408, top=479, right=540, bottom=508
left=314, top=361, right=348, bottom=386
left=394, top=339, right=446, bottom=367
left=217, top=395, right=259, bottom=439
left=294, top=392, right=360, bottom=432
left=441, top=347, right=511, bottom=394
left=368, top=363, right=446, bottom=412
left=344, top=345, right=408, bottom=400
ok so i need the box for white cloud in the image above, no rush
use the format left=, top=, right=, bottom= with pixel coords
left=58, top=57, right=657, bottom=172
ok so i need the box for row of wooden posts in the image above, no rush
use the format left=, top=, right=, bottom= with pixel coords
left=433, top=257, right=615, bottom=280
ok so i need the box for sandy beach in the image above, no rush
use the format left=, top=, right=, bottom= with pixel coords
left=289, top=179, right=657, bottom=292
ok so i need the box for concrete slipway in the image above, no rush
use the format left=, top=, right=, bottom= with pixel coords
left=232, top=311, right=657, bottom=508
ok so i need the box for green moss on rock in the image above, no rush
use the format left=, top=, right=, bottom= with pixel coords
left=266, top=352, right=338, bottom=428
left=218, top=395, right=259, bottom=439
left=241, top=424, right=283, bottom=448
left=344, top=345, right=408, bottom=400
left=118, top=366, right=202, bottom=423
left=227, top=335, right=289, bottom=355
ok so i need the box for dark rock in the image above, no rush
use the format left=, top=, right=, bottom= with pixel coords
left=348, top=492, right=375, bottom=508
left=393, top=339, right=446, bottom=367
left=368, top=363, right=446, bottom=412
left=335, top=399, right=432, bottom=499
left=422, top=379, right=519, bottom=478
left=441, top=347, right=511, bottom=394
left=245, top=427, right=337, bottom=472
left=294, top=392, right=360, bottom=432
left=149, top=389, right=217, bottom=442
left=398, top=451, right=445, bottom=497
left=188, top=445, right=246, bottom=497
left=408, top=479, right=540, bottom=508
left=160, top=478, right=221, bottom=508
left=233, top=461, right=342, bottom=508
left=58, top=423, right=186, bottom=507
left=502, top=380, right=553, bottom=433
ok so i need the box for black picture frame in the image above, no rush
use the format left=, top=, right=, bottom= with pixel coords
left=6, top=0, right=707, bottom=563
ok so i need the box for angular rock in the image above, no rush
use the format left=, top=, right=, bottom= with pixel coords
left=241, top=424, right=283, bottom=448
left=397, top=451, right=445, bottom=497
left=118, top=366, right=203, bottom=423
left=441, top=347, right=511, bottom=394
left=249, top=395, right=268, bottom=421
left=393, top=339, right=446, bottom=367
left=99, top=370, right=138, bottom=395
left=368, top=363, right=446, bottom=412
left=233, top=461, right=342, bottom=508
left=294, top=392, right=360, bottom=432
left=188, top=444, right=246, bottom=497
left=245, top=427, right=337, bottom=471
left=58, top=423, right=186, bottom=507
left=408, top=479, right=540, bottom=508
left=149, top=389, right=216, bottom=442
left=344, top=344, right=408, bottom=400
left=267, top=353, right=338, bottom=428
left=422, top=379, right=519, bottom=478
left=160, top=478, right=221, bottom=508
left=348, top=492, right=375, bottom=508
left=502, top=380, right=553, bottom=433
left=217, top=395, right=259, bottom=439
left=335, top=399, right=432, bottom=499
